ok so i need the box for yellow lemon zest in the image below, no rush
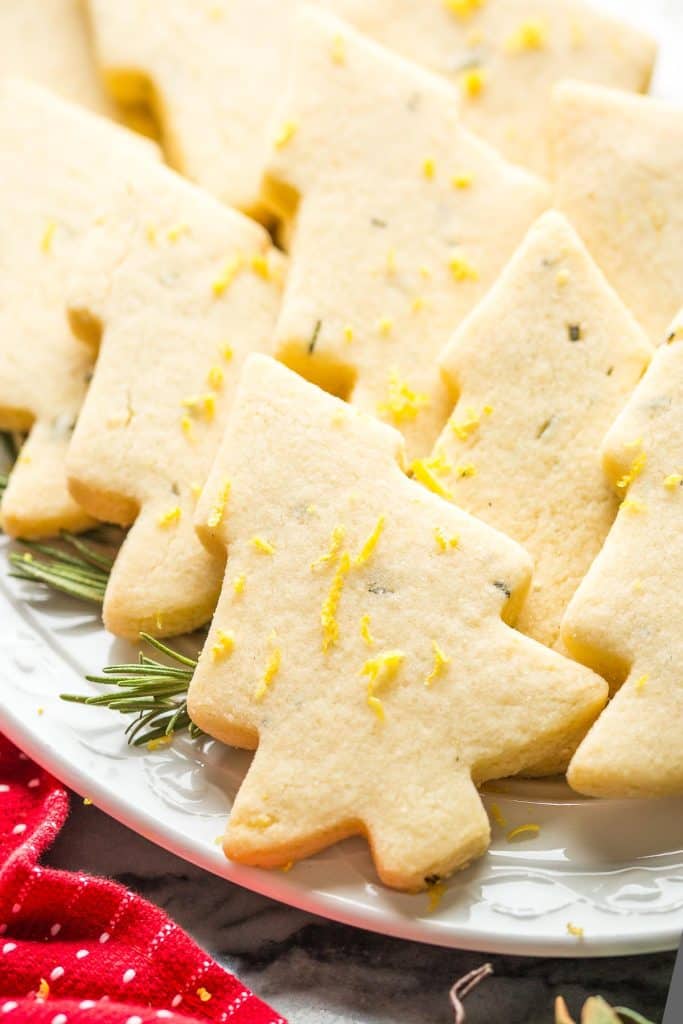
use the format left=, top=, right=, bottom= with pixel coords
left=621, top=498, right=647, bottom=514
left=451, top=406, right=484, bottom=440
left=251, top=536, right=275, bottom=554
left=490, top=803, right=507, bottom=828
left=377, top=315, right=394, bottom=336
left=147, top=735, right=172, bottom=751
left=254, top=647, right=281, bottom=702
left=212, top=254, right=244, bottom=297
left=362, top=650, right=405, bottom=721
left=167, top=222, right=189, bottom=242
left=412, top=460, right=453, bottom=500
left=634, top=673, right=649, bottom=694
left=378, top=371, right=430, bottom=423
left=233, top=573, right=246, bottom=595
left=506, top=823, right=540, bottom=842
left=207, top=479, right=231, bottom=529
left=321, top=552, right=351, bottom=651
left=331, top=33, right=346, bottom=64
left=274, top=120, right=298, bottom=148
left=443, top=0, right=485, bottom=18
left=427, top=881, right=446, bottom=913
left=203, top=392, right=216, bottom=420
left=452, top=172, right=473, bottom=189
left=197, top=987, right=212, bottom=1002
left=459, top=66, right=487, bottom=98
left=434, top=527, right=460, bottom=553
left=617, top=451, right=646, bottom=490
left=664, top=473, right=682, bottom=489
left=250, top=253, right=271, bottom=279
left=449, top=249, right=479, bottom=281
left=311, top=525, right=346, bottom=570
left=211, top=629, right=235, bottom=661
left=355, top=516, right=385, bottom=566
left=425, top=641, right=451, bottom=686
left=41, top=220, right=57, bottom=253
left=423, top=157, right=436, bottom=179
left=247, top=813, right=276, bottom=830
left=157, top=506, right=181, bottom=528
left=506, top=19, right=548, bottom=52
left=360, top=614, right=375, bottom=647
left=207, top=365, right=224, bottom=390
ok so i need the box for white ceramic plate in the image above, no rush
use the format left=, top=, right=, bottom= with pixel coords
left=2, top=534, right=683, bottom=960
left=1, top=0, right=682, bottom=960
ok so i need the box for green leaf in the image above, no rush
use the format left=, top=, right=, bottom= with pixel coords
left=8, top=530, right=114, bottom=604
left=61, top=633, right=202, bottom=747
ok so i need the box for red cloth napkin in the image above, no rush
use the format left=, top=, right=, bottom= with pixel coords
left=0, top=735, right=285, bottom=1024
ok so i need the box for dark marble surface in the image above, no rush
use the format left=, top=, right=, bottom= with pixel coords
left=44, top=799, right=675, bottom=1024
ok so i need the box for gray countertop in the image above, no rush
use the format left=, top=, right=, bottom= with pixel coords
left=44, top=799, right=674, bottom=1024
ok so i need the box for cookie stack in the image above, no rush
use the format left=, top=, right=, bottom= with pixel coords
left=1, top=0, right=680, bottom=890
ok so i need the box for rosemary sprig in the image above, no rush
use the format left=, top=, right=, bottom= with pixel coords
left=61, top=633, right=202, bottom=747
left=8, top=531, right=113, bottom=604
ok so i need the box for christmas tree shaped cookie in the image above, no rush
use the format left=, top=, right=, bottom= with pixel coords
left=189, top=355, right=607, bottom=888
left=87, top=0, right=300, bottom=217
left=562, top=311, right=683, bottom=798
left=0, top=0, right=112, bottom=116
left=553, top=81, right=683, bottom=344
left=263, top=8, right=549, bottom=459
left=86, top=1, right=655, bottom=214
left=66, top=168, right=286, bottom=639
left=324, top=0, right=655, bottom=178
left=0, top=80, right=158, bottom=539
left=428, top=211, right=651, bottom=651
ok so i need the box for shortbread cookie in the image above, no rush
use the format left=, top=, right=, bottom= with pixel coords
left=432, top=211, right=651, bottom=651
left=66, top=170, right=286, bottom=640
left=0, top=0, right=111, bottom=116
left=87, top=1, right=655, bottom=215
left=562, top=312, right=683, bottom=798
left=264, top=8, right=549, bottom=459
left=87, top=0, right=301, bottom=217
left=189, top=355, right=607, bottom=889
left=553, top=81, right=683, bottom=344
left=0, top=80, right=159, bottom=539
left=323, top=0, right=656, bottom=178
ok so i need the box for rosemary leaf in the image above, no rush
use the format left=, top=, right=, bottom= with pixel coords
left=8, top=530, right=113, bottom=604
left=61, top=633, right=202, bottom=747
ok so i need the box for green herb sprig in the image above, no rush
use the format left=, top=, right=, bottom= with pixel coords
left=61, top=633, right=202, bottom=747
left=9, top=531, right=112, bottom=604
